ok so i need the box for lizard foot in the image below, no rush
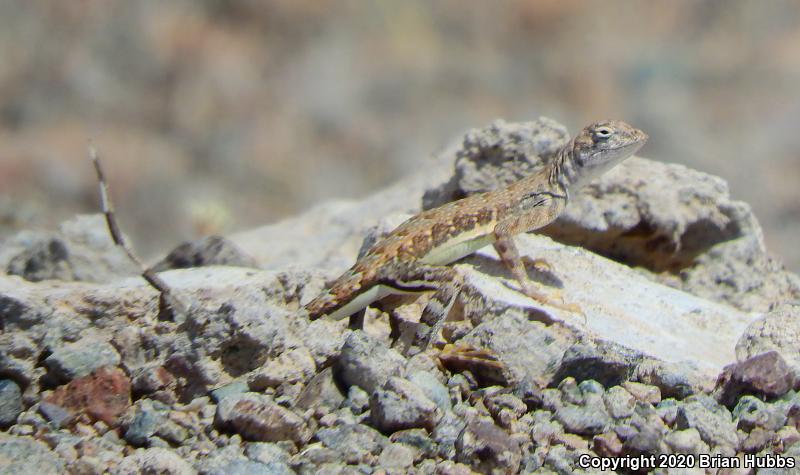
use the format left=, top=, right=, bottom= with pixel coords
left=521, top=282, right=584, bottom=317
left=522, top=256, right=553, bottom=273
left=437, top=343, right=512, bottom=387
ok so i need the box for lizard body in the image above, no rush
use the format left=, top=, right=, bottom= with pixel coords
left=306, top=120, right=647, bottom=350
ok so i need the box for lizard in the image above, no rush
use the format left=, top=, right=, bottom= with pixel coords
left=304, top=120, right=648, bottom=355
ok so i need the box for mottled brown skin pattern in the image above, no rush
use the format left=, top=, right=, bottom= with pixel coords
left=306, top=120, right=648, bottom=326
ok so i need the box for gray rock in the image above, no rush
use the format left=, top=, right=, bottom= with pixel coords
left=0, top=379, right=22, bottom=428
left=295, top=367, right=346, bottom=414
left=315, top=424, right=388, bottom=465
left=151, top=235, right=258, bottom=272
left=210, top=379, right=249, bottom=403
left=389, top=428, right=437, bottom=459
left=553, top=341, right=641, bottom=388
left=634, top=359, right=707, bottom=399
left=215, top=393, right=310, bottom=444
left=484, top=393, right=526, bottom=429
left=122, top=399, right=168, bottom=447
left=675, top=394, right=738, bottom=449
left=622, top=402, right=669, bottom=455
left=370, top=376, right=440, bottom=433
left=334, top=331, right=405, bottom=394
left=0, top=435, right=65, bottom=475
left=554, top=401, right=612, bottom=436
left=655, top=398, right=679, bottom=426
left=43, top=337, right=120, bottom=383
left=116, top=447, right=194, bottom=475
left=431, top=410, right=467, bottom=459
left=604, top=385, right=636, bottom=419
left=736, top=304, right=800, bottom=378
left=664, top=428, right=709, bottom=456
left=201, top=445, right=290, bottom=475
left=244, top=442, right=291, bottom=466
left=422, top=117, right=569, bottom=209
left=2, top=215, right=139, bottom=283
left=248, top=346, right=316, bottom=391
left=407, top=370, right=451, bottom=413
left=342, top=385, right=370, bottom=415
left=552, top=379, right=612, bottom=436
left=376, top=443, right=416, bottom=471
left=732, top=395, right=786, bottom=432
left=455, top=417, right=521, bottom=474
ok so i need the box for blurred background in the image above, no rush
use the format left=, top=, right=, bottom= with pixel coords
left=1, top=0, right=799, bottom=270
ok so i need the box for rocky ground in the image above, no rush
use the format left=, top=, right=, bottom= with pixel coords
left=1, top=119, right=800, bottom=474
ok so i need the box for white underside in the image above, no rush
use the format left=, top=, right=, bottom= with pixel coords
left=326, top=284, right=421, bottom=321
left=420, top=231, right=495, bottom=266
left=326, top=232, right=497, bottom=321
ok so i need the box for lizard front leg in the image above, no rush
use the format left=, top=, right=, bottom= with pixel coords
left=493, top=221, right=581, bottom=314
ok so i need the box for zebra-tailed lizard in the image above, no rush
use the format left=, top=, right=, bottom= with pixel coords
left=305, top=120, right=648, bottom=358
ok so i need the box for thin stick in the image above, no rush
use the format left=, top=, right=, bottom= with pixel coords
left=88, top=145, right=184, bottom=318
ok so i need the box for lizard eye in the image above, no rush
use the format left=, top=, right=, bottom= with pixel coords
left=594, top=126, right=614, bottom=140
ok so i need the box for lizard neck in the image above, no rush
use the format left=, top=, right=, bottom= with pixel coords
left=548, top=139, right=580, bottom=195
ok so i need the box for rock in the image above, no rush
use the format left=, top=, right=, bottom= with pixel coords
left=459, top=309, right=574, bottom=388
left=675, top=394, right=738, bottom=449
left=1, top=215, right=139, bottom=283
left=432, top=410, right=468, bottom=460
left=115, top=447, right=194, bottom=475
left=6, top=237, right=73, bottom=282
left=334, top=331, right=405, bottom=394
left=550, top=379, right=612, bottom=436
left=295, top=367, right=346, bottom=414
left=370, top=376, right=440, bottom=433
left=422, top=117, right=569, bottom=210
left=389, top=428, right=437, bottom=460
left=377, top=443, right=416, bottom=471
left=634, top=359, right=707, bottom=399
left=43, top=337, right=121, bottom=383
left=41, top=366, right=131, bottom=426
left=455, top=417, right=521, bottom=474
left=151, top=235, right=258, bottom=271
left=592, top=431, right=623, bottom=457
left=209, top=379, right=249, bottom=403
left=621, top=381, right=661, bottom=405
left=315, top=424, right=388, bottom=465
left=247, top=346, right=316, bottom=391
left=732, top=395, right=786, bottom=432
left=664, top=428, right=708, bottom=455
left=484, top=393, right=526, bottom=429
left=603, top=385, right=636, bottom=419
left=736, top=304, right=800, bottom=378
left=122, top=399, right=168, bottom=447
left=0, top=379, right=22, bottom=428
left=244, top=442, right=291, bottom=466
left=741, top=427, right=774, bottom=454
left=407, top=370, right=451, bottom=413
left=131, top=366, right=175, bottom=398
left=553, top=341, right=641, bottom=388
left=0, top=435, right=65, bottom=474
left=342, top=385, right=369, bottom=415
left=215, top=393, right=310, bottom=444
left=716, top=351, right=796, bottom=407
left=459, top=233, right=757, bottom=380
left=621, top=402, right=669, bottom=455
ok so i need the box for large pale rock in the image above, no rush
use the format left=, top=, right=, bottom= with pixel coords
left=459, top=233, right=759, bottom=381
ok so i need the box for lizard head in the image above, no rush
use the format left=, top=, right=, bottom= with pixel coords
left=569, top=120, right=648, bottom=185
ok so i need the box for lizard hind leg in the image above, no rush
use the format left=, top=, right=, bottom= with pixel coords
left=380, top=264, right=463, bottom=355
